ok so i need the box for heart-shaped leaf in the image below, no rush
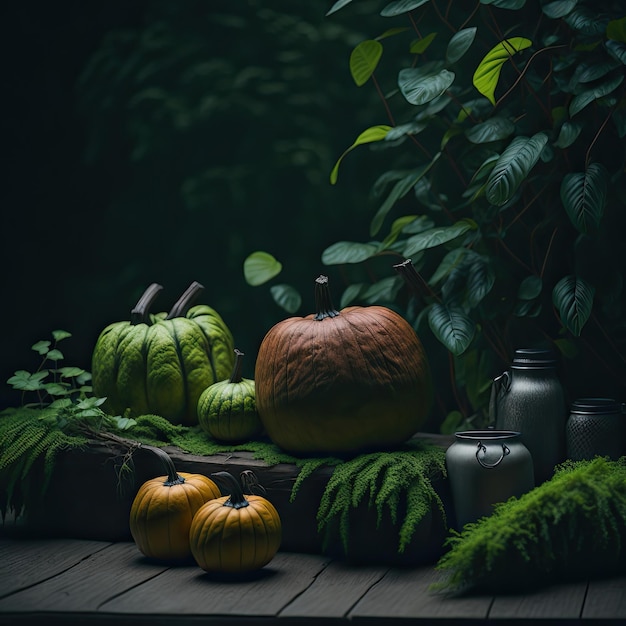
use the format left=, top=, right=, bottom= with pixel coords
left=465, top=116, right=515, bottom=144
left=321, top=241, right=379, bottom=265
left=427, top=303, right=476, bottom=355
left=270, top=284, right=302, bottom=314
left=542, top=0, right=577, bottom=19
left=350, top=40, right=383, bottom=87
left=473, top=37, right=532, bottom=105
left=403, top=219, right=476, bottom=257
left=446, top=27, right=477, bottom=64
left=552, top=275, right=595, bottom=336
left=243, top=251, right=282, bottom=286
left=560, top=162, right=608, bottom=233
left=399, top=66, right=455, bottom=105
left=485, top=132, right=548, bottom=206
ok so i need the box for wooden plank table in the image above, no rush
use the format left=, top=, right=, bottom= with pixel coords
left=0, top=534, right=625, bottom=625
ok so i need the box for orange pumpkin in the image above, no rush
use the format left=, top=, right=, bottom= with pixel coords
left=129, top=445, right=221, bottom=561
left=189, top=471, right=282, bottom=573
left=254, top=275, right=432, bottom=454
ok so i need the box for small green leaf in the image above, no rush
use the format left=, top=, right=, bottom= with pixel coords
left=552, top=275, right=595, bottom=336
left=43, top=382, right=71, bottom=396
left=380, top=0, right=429, bottom=17
left=485, top=132, right=548, bottom=206
left=243, top=251, right=282, bottom=286
left=7, top=370, right=49, bottom=391
left=569, top=74, right=624, bottom=117
left=330, top=125, right=392, bottom=185
left=32, top=340, right=50, bottom=355
left=270, top=284, right=302, bottom=314
left=399, top=66, right=455, bottom=106
left=403, top=220, right=476, bottom=258
left=446, top=27, right=477, bottom=64
left=321, top=241, right=379, bottom=265
left=560, top=162, right=608, bottom=233
left=427, top=303, right=476, bottom=356
left=340, top=283, right=367, bottom=308
left=52, top=330, right=72, bottom=341
left=350, top=40, right=383, bottom=87
left=325, top=0, right=355, bottom=16
left=607, top=17, right=626, bottom=42
left=380, top=215, right=422, bottom=249
left=46, top=349, right=64, bottom=361
left=465, top=116, right=515, bottom=144
left=554, top=121, right=582, bottom=148
left=429, top=248, right=467, bottom=285
left=112, top=416, right=138, bottom=431
left=410, top=32, right=437, bottom=55
left=57, top=366, right=86, bottom=378
left=361, top=276, right=404, bottom=304
left=518, top=275, right=543, bottom=300
left=473, top=37, right=532, bottom=105
left=541, top=0, right=577, bottom=19
left=376, top=27, right=410, bottom=41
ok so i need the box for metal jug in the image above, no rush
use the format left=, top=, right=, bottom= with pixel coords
left=445, top=430, right=534, bottom=529
left=566, top=398, right=626, bottom=461
left=490, top=348, right=566, bottom=484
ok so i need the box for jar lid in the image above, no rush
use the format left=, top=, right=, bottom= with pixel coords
left=571, top=398, right=622, bottom=414
left=454, top=430, right=521, bottom=441
left=511, top=348, right=558, bottom=369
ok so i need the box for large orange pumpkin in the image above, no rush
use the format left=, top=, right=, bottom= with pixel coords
left=254, top=275, right=432, bottom=454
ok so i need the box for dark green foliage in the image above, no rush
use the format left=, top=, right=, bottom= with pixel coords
left=311, top=440, right=447, bottom=554
left=0, top=408, right=89, bottom=520
left=250, top=0, right=626, bottom=432
left=432, top=456, right=626, bottom=595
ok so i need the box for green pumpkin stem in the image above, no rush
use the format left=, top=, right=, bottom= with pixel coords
left=230, top=349, right=245, bottom=383
left=211, top=471, right=249, bottom=509
left=143, top=444, right=186, bottom=486
left=130, top=283, right=164, bottom=326
left=314, top=275, right=340, bottom=321
left=393, top=258, right=424, bottom=299
left=166, top=281, right=205, bottom=320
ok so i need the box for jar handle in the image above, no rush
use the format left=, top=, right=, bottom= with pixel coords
left=476, top=441, right=510, bottom=468
left=489, top=370, right=511, bottom=426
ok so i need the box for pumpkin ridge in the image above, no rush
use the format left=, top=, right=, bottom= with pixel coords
left=194, top=319, right=219, bottom=384
left=167, top=320, right=190, bottom=423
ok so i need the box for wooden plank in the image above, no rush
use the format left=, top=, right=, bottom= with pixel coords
left=279, top=560, right=388, bottom=619
left=582, top=574, right=626, bottom=619
left=100, top=551, right=331, bottom=617
left=348, top=565, right=493, bottom=620
left=489, top=580, right=588, bottom=619
left=0, top=538, right=111, bottom=598
left=0, top=542, right=168, bottom=613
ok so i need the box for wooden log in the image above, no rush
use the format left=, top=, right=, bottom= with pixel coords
left=13, top=433, right=455, bottom=566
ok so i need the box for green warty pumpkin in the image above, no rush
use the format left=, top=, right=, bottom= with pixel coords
left=92, top=281, right=235, bottom=425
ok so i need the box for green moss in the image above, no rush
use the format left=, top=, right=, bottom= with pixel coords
left=432, top=456, right=626, bottom=595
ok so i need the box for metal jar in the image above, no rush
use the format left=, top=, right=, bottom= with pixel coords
left=491, top=348, right=566, bottom=484
left=566, top=398, right=625, bottom=461
left=445, top=430, right=535, bottom=529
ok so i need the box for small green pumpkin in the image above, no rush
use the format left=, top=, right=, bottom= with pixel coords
left=92, top=281, right=235, bottom=425
left=197, top=349, right=262, bottom=442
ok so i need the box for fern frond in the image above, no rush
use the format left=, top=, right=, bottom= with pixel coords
left=433, top=456, right=626, bottom=595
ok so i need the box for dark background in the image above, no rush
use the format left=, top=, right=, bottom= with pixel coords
left=0, top=1, right=388, bottom=409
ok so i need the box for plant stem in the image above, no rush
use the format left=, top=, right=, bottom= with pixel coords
left=130, top=283, right=163, bottom=326
left=211, top=471, right=249, bottom=509
left=166, top=281, right=204, bottom=319
left=314, top=275, right=340, bottom=320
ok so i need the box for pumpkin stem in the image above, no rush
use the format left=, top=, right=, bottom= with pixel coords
left=393, top=259, right=424, bottom=299
left=211, top=471, right=249, bottom=509
left=313, top=275, right=340, bottom=321
left=142, top=444, right=186, bottom=486
left=130, top=283, right=164, bottom=326
left=230, top=349, right=245, bottom=384
left=166, top=281, right=204, bottom=320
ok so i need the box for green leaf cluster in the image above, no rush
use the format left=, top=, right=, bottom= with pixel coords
left=432, top=456, right=626, bottom=595
left=247, top=0, right=626, bottom=431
